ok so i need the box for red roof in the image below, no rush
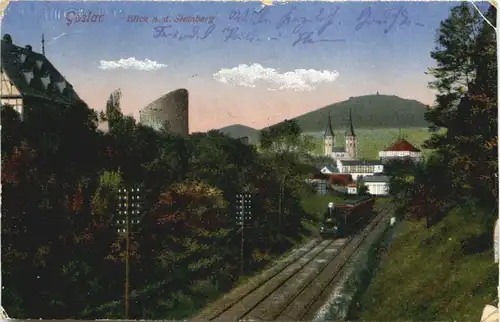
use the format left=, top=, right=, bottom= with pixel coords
left=327, top=174, right=353, bottom=186
left=312, top=173, right=328, bottom=180
left=384, top=139, right=421, bottom=152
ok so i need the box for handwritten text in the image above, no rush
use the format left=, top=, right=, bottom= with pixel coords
left=276, top=6, right=346, bottom=46
left=149, top=5, right=425, bottom=46
left=153, top=24, right=216, bottom=40
left=355, top=6, right=424, bottom=33
left=228, top=7, right=272, bottom=25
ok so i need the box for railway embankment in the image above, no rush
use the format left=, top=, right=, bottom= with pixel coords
left=311, top=211, right=395, bottom=320
left=348, top=203, right=498, bottom=321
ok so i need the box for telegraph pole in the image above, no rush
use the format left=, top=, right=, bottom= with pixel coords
left=235, top=193, right=252, bottom=276
left=116, top=186, right=142, bottom=319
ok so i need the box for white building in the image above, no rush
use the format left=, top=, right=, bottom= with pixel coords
left=363, top=175, right=390, bottom=195
left=379, top=139, right=422, bottom=164
left=331, top=147, right=349, bottom=160
left=336, top=159, right=384, bottom=181
left=347, top=184, right=357, bottom=195
left=318, top=164, right=339, bottom=175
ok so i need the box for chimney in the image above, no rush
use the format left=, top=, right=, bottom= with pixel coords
left=41, top=34, right=45, bottom=56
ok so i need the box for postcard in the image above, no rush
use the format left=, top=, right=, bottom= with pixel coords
left=1, top=1, right=497, bottom=321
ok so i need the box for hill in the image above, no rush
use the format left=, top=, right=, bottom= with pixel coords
left=218, top=95, right=430, bottom=146
left=287, top=94, right=430, bottom=132
left=217, top=124, right=260, bottom=143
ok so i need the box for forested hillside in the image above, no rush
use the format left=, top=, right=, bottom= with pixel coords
left=286, top=94, right=429, bottom=132
left=1, top=90, right=319, bottom=319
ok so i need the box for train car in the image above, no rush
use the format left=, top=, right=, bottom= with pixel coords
left=320, top=196, right=375, bottom=238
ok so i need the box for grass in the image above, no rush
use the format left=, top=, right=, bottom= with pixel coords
left=351, top=204, right=498, bottom=320
left=307, top=127, right=432, bottom=160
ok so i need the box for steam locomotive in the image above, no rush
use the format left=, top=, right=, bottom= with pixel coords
left=320, top=196, right=375, bottom=238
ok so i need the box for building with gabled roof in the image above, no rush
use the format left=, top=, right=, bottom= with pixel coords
left=326, top=173, right=353, bottom=186
left=317, top=163, right=339, bottom=174
left=336, top=159, right=384, bottom=181
left=1, top=34, right=82, bottom=118
left=379, top=138, right=422, bottom=163
left=361, top=174, right=390, bottom=196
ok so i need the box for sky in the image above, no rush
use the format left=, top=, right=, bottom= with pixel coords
left=1, top=1, right=492, bottom=132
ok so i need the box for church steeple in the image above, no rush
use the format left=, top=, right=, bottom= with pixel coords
left=324, top=111, right=335, bottom=138
left=323, top=111, right=335, bottom=157
left=345, top=108, right=357, bottom=159
left=345, top=108, right=356, bottom=137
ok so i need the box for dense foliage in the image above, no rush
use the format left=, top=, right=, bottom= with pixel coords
left=2, top=89, right=316, bottom=319
left=353, top=8, right=497, bottom=319
left=388, top=4, right=497, bottom=234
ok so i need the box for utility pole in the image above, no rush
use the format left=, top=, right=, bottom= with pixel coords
left=116, top=186, right=142, bottom=319
left=235, top=193, right=252, bottom=277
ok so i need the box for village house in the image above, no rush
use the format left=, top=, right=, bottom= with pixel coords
left=347, top=184, right=358, bottom=195
left=317, top=164, right=339, bottom=175
left=317, top=113, right=423, bottom=197
left=362, top=175, right=390, bottom=196
left=379, top=138, right=422, bottom=164
left=325, top=173, right=354, bottom=194
left=336, top=159, right=384, bottom=181
left=327, top=173, right=353, bottom=186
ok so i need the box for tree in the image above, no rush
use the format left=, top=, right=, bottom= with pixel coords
left=422, top=3, right=497, bottom=208
left=259, top=119, right=303, bottom=153
left=2, top=85, right=316, bottom=319
left=357, top=181, right=369, bottom=196
left=386, top=4, right=497, bottom=229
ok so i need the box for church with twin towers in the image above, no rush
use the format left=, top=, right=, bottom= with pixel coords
left=323, top=108, right=358, bottom=161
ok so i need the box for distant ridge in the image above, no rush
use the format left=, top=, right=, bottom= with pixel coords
left=218, top=94, right=430, bottom=143
left=217, top=124, right=260, bottom=143
left=269, top=94, right=430, bottom=132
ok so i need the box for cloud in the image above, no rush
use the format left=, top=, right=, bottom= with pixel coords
left=213, top=63, right=339, bottom=91
left=98, top=57, right=167, bottom=71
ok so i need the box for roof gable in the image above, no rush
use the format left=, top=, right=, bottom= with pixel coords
left=1, top=34, right=81, bottom=104
left=327, top=173, right=353, bottom=185
left=340, top=160, right=383, bottom=166
left=384, top=139, right=421, bottom=152
left=319, top=164, right=338, bottom=173
left=363, top=175, right=390, bottom=182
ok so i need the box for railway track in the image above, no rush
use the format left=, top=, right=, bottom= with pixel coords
left=193, top=213, right=387, bottom=321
